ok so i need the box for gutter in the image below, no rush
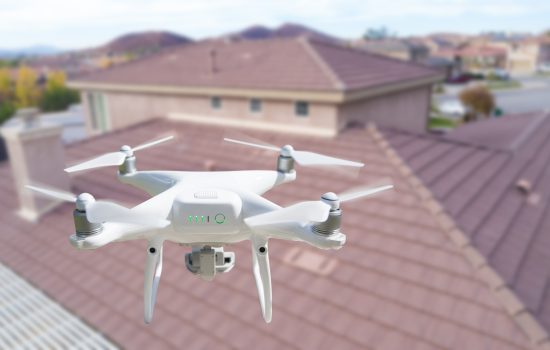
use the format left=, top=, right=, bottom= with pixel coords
left=68, top=73, right=445, bottom=105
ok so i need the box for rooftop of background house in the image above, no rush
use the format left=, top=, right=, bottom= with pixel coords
left=384, top=111, right=550, bottom=339
left=0, top=117, right=542, bottom=349
left=71, top=37, right=441, bottom=92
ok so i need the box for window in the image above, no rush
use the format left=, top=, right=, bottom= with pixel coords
left=295, top=101, right=309, bottom=117
left=211, top=96, right=222, bottom=109
left=87, top=92, right=109, bottom=132
left=250, top=98, right=262, bottom=113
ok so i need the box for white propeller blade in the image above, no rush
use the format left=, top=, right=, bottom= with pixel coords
left=291, top=150, right=363, bottom=167
left=223, top=138, right=279, bottom=152
left=132, top=135, right=174, bottom=152
left=65, top=135, right=175, bottom=173
left=246, top=201, right=330, bottom=227
left=26, top=185, right=76, bottom=202
left=223, top=137, right=364, bottom=168
left=339, top=184, right=394, bottom=203
left=64, top=152, right=127, bottom=173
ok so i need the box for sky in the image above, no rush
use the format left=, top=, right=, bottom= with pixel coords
left=0, top=0, right=549, bottom=50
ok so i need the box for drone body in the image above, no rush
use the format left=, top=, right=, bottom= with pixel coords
left=28, top=136, right=392, bottom=324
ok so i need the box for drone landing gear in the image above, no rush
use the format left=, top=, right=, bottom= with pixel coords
left=185, top=246, right=235, bottom=281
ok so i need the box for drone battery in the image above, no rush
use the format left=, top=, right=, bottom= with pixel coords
left=172, top=188, right=242, bottom=234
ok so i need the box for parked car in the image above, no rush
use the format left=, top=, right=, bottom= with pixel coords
left=438, top=100, right=467, bottom=119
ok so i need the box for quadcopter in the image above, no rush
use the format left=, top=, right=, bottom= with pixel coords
left=27, top=135, right=393, bottom=324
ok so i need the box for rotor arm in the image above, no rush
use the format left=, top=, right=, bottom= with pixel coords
left=144, top=238, right=164, bottom=324
left=251, top=235, right=272, bottom=323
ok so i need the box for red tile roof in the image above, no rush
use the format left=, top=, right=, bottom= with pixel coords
left=73, top=38, right=441, bottom=92
left=384, top=112, right=550, bottom=344
left=0, top=119, right=537, bottom=349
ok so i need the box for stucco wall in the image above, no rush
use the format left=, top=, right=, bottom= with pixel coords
left=87, top=91, right=339, bottom=136
left=337, top=86, right=431, bottom=132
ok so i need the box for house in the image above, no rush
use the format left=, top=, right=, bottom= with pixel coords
left=351, top=38, right=430, bottom=63
left=434, top=43, right=508, bottom=73
left=0, top=111, right=546, bottom=349
left=385, top=111, right=550, bottom=346
left=68, top=37, right=443, bottom=136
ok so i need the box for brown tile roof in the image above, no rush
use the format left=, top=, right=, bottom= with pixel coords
left=384, top=111, right=550, bottom=345
left=0, top=119, right=536, bottom=349
left=73, top=37, right=441, bottom=92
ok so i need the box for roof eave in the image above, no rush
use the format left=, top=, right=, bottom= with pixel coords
left=343, top=73, right=445, bottom=103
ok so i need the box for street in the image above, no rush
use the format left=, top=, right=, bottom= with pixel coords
left=434, top=75, right=550, bottom=115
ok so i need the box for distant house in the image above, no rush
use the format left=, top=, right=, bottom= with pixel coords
left=69, top=37, right=443, bottom=136
left=434, top=43, right=508, bottom=73
left=351, top=38, right=430, bottom=63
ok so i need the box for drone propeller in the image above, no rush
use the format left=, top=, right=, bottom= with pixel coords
left=26, top=185, right=169, bottom=228
left=64, top=135, right=174, bottom=173
left=245, top=183, right=393, bottom=228
left=223, top=137, right=364, bottom=168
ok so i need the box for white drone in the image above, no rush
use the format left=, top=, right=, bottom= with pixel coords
left=27, top=135, right=392, bottom=324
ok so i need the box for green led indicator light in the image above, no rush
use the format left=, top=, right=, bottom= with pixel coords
left=201, top=216, right=205, bottom=223
left=214, top=213, right=225, bottom=224
left=188, top=215, right=193, bottom=223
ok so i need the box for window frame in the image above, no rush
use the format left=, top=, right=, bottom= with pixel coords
left=295, top=101, right=309, bottom=117
left=249, top=98, right=262, bottom=114
left=211, top=96, right=222, bottom=110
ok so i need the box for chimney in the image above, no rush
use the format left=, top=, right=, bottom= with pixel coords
left=0, top=108, right=71, bottom=221
left=209, top=48, right=218, bottom=74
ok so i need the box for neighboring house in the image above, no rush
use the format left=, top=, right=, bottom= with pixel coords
left=0, top=116, right=543, bottom=349
left=385, top=111, right=550, bottom=346
left=352, top=39, right=430, bottom=63
left=69, top=37, right=443, bottom=136
left=434, top=44, right=508, bottom=73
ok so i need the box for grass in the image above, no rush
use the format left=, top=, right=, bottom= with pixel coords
left=486, top=80, right=522, bottom=91
left=428, top=116, right=456, bottom=130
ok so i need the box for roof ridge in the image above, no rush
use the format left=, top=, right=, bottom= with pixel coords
left=298, top=37, right=345, bottom=90
left=369, top=123, right=550, bottom=348
left=510, top=112, right=550, bottom=151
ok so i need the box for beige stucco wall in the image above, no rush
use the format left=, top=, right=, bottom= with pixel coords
left=83, top=91, right=339, bottom=136
left=337, top=86, right=431, bottom=132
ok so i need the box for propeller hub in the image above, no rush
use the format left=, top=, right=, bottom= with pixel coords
left=76, top=193, right=95, bottom=211
left=120, top=145, right=133, bottom=157
left=280, top=145, right=294, bottom=157
left=321, top=192, right=340, bottom=210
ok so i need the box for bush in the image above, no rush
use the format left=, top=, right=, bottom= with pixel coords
left=0, top=101, right=16, bottom=125
left=39, top=86, right=80, bottom=112
left=459, top=85, right=495, bottom=122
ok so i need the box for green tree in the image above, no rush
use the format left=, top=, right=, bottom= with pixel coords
left=39, top=70, right=80, bottom=112
left=15, top=65, right=39, bottom=107
left=0, top=101, right=16, bottom=125
left=0, top=68, right=12, bottom=101
left=363, top=27, right=393, bottom=40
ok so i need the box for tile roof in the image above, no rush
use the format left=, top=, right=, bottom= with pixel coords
left=73, top=38, right=441, bottom=92
left=384, top=111, right=550, bottom=345
left=0, top=262, right=116, bottom=349
left=0, top=118, right=537, bottom=349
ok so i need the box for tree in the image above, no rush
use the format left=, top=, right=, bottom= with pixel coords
left=459, top=85, right=495, bottom=122
left=39, top=70, right=80, bottom=112
left=363, top=27, right=394, bottom=40
left=45, top=70, right=66, bottom=91
left=0, top=68, right=11, bottom=101
left=15, top=65, right=39, bottom=107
